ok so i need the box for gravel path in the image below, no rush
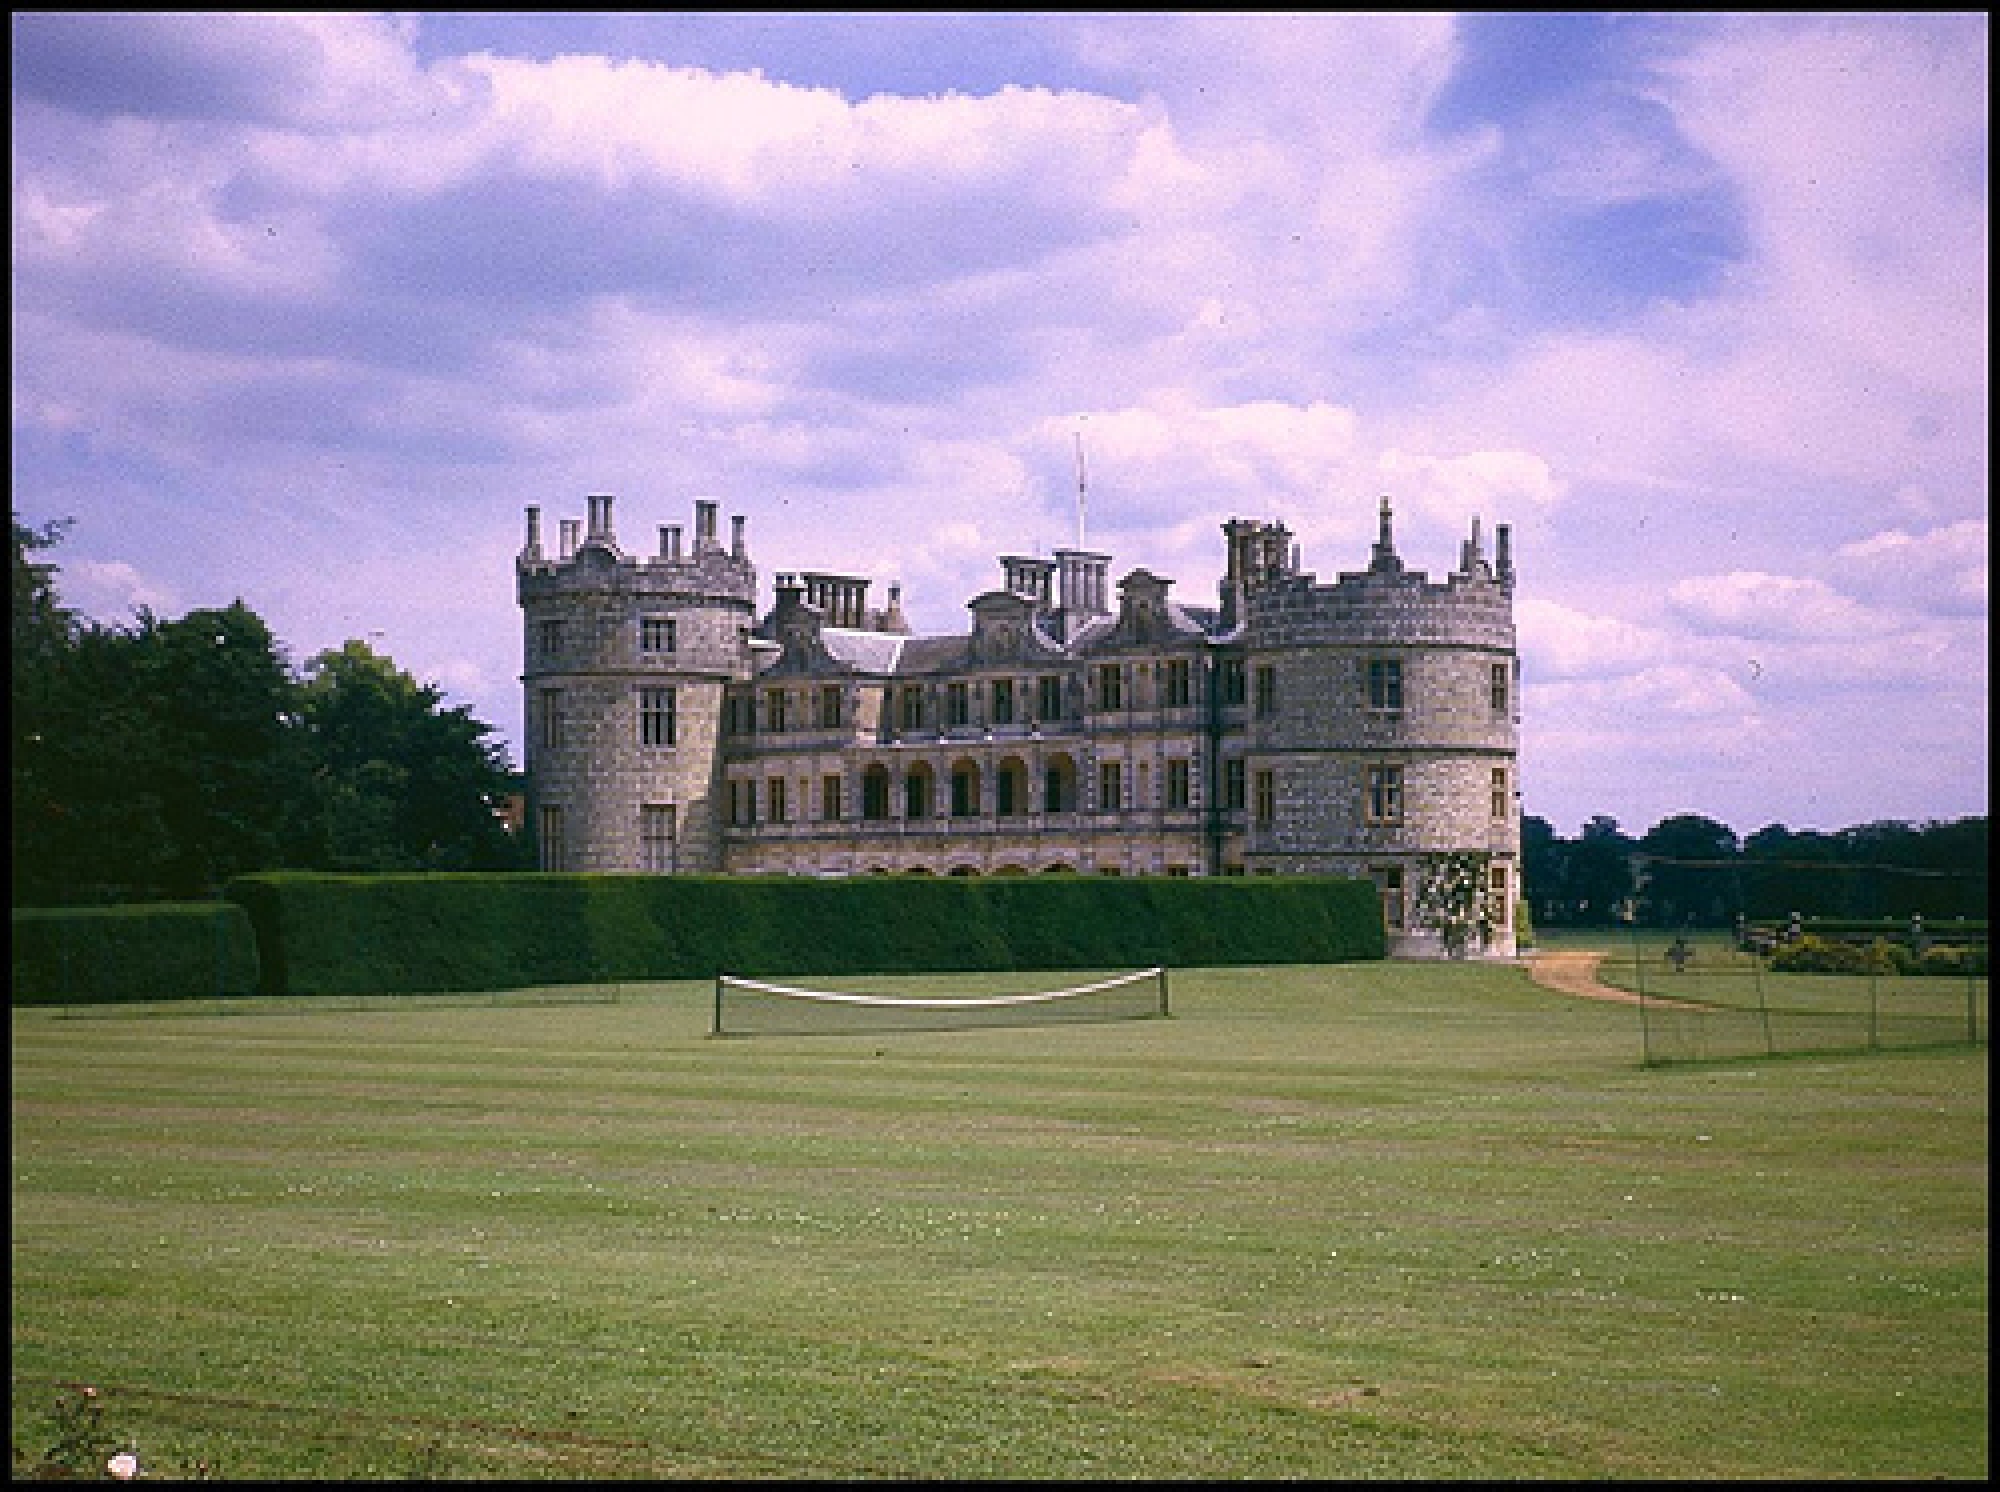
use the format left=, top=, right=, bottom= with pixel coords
left=1526, top=949, right=1644, bottom=1004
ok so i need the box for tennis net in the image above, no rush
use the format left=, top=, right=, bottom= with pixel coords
left=711, top=966, right=1169, bottom=1037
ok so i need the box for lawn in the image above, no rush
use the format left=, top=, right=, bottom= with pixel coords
left=10, top=956, right=1988, bottom=1479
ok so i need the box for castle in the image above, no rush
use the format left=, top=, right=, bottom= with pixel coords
left=516, top=492, right=1521, bottom=957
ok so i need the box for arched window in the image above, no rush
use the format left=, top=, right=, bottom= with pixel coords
left=996, top=756, right=1029, bottom=817
left=904, top=761, right=935, bottom=819
left=951, top=758, right=982, bottom=818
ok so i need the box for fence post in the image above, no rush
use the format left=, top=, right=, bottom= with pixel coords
left=1867, top=964, right=1879, bottom=1050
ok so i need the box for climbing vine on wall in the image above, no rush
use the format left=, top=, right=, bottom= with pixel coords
left=1415, top=849, right=1498, bottom=957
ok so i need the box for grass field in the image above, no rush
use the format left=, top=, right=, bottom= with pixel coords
left=11, top=953, right=1988, bottom=1480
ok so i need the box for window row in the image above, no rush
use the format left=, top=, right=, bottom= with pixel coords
left=537, top=687, right=679, bottom=750
left=715, top=761, right=1510, bottom=829
left=534, top=616, right=680, bottom=660
left=535, top=802, right=680, bottom=872
left=720, top=755, right=1215, bottom=827
left=536, top=655, right=1515, bottom=742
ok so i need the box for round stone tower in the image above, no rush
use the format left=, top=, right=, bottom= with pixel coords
left=1225, top=499, right=1521, bottom=955
left=516, top=495, right=756, bottom=872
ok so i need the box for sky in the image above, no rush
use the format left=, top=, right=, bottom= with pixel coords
left=11, top=11, right=1988, bottom=840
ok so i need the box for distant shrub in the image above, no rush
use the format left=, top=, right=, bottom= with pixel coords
left=1767, top=934, right=1894, bottom=976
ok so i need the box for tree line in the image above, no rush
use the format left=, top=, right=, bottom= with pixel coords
left=1524, top=811, right=1988, bottom=930
left=14, top=509, right=1989, bottom=917
left=13, top=511, right=529, bottom=907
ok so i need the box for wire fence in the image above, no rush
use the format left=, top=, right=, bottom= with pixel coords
left=1600, top=929, right=1988, bottom=1065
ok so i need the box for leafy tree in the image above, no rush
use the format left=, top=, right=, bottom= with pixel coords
left=1639, top=813, right=1740, bottom=927
left=11, top=514, right=527, bottom=904
left=127, top=603, right=306, bottom=896
left=1520, top=814, right=1566, bottom=925
left=294, top=640, right=525, bottom=871
left=1563, top=816, right=1637, bottom=925
left=12, top=511, right=79, bottom=898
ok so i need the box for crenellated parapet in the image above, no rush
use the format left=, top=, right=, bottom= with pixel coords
left=1234, top=500, right=1515, bottom=650
left=516, top=494, right=757, bottom=610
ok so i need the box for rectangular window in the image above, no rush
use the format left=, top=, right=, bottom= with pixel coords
left=1254, top=664, right=1278, bottom=717
left=1097, top=663, right=1124, bottom=711
left=1098, top=760, right=1123, bottom=812
left=951, top=766, right=977, bottom=817
left=991, top=678, right=1014, bottom=725
left=538, top=687, right=565, bottom=750
left=1163, top=658, right=1192, bottom=708
left=1491, top=766, right=1510, bottom=819
left=639, top=686, right=676, bottom=747
left=1492, top=661, right=1512, bottom=715
left=765, top=688, right=788, bottom=733
left=640, top=804, right=676, bottom=871
left=1366, top=764, right=1404, bottom=824
left=900, top=685, right=924, bottom=731
left=1224, top=757, right=1247, bottom=812
left=946, top=681, right=970, bottom=727
left=1037, top=674, right=1064, bottom=721
left=996, top=767, right=1019, bottom=817
left=1253, top=769, right=1276, bottom=826
left=731, top=778, right=757, bottom=826
left=1218, top=657, right=1247, bottom=706
left=1367, top=658, right=1403, bottom=712
left=537, top=619, right=563, bottom=659
left=817, top=684, right=842, bottom=729
left=820, top=774, right=842, bottom=821
left=537, top=803, right=565, bottom=871
left=1374, top=866, right=1406, bottom=931
left=1166, top=758, right=1192, bottom=810
left=767, top=776, right=788, bottom=825
left=640, top=616, right=677, bottom=654
left=1489, top=864, right=1512, bottom=927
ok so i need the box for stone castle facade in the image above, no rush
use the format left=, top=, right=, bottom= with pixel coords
left=516, top=492, right=1521, bottom=957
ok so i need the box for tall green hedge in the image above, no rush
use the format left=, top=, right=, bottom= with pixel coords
left=11, top=902, right=260, bottom=1005
left=223, top=872, right=1387, bottom=998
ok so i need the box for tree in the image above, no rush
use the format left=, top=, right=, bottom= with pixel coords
left=11, top=512, right=527, bottom=904
left=295, top=640, right=525, bottom=872
left=1564, top=816, right=1637, bottom=925
left=1520, top=814, right=1568, bottom=925
left=1639, top=813, right=1740, bottom=927
left=128, top=603, right=307, bottom=896
left=12, top=512, right=80, bottom=898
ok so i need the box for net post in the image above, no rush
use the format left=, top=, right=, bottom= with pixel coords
left=1157, top=966, right=1170, bottom=1017
left=711, top=974, right=724, bottom=1037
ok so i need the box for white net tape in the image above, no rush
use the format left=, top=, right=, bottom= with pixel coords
left=712, top=966, right=1167, bottom=1035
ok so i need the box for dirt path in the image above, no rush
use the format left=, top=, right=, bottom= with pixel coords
left=1524, top=949, right=1652, bottom=1005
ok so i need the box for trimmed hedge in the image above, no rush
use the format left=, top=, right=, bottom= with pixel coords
left=224, top=871, right=1387, bottom=998
left=11, top=902, right=261, bottom=1006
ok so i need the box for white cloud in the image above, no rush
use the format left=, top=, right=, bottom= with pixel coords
left=1516, top=598, right=1676, bottom=679
left=63, top=559, right=183, bottom=625
left=1835, top=518, right=1988, bottom=617
left=1666, top=570, right=1884, bottom=640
